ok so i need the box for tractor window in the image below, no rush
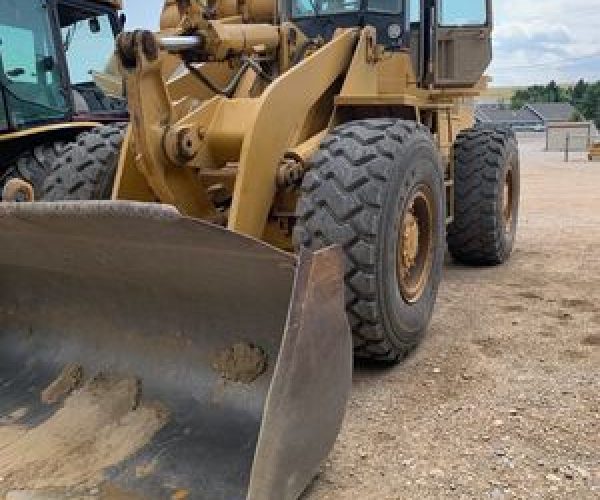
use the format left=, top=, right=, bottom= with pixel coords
left=291, top=0, right=405, bottom=16
left=439, top=0, right=487, bottom=26
left=368, top=0, right=402, bottom=14
left=291, top=0, right=317, bottom=17
left=57, top=3, right=125, bottom=113
left=321, top=0, right=360, bottom=14
left=410, top=0, right=420, bottom=22
left=60, top=12, right=116, bottom=85
left=0, top=0, right=67, bottom=128
left=291, top=0, right=361, bottom=17
left=1, top=26, right=38, bottom=84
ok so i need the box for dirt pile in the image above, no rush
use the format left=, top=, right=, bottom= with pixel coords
left=0, top=374, right=168, bottom=496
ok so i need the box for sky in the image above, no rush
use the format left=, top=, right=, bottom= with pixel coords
left=123, top=0, right=600, bottom=87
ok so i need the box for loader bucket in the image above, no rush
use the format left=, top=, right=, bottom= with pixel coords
left=0, top=202, right=351, bottom=500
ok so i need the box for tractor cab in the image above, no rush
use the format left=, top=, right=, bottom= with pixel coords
left=287, top=0, right=411, bottom=50
left=0, top=0, right=126, bottom=133
left=286, top=0, right=492, bottom=88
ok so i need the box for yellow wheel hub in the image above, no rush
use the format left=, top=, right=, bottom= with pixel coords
left=402, top=211, right=419, bottom=271
left=396, top=187, right=434, bottom=304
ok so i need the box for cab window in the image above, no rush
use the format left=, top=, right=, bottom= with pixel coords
left=368, top=0, right=402, bottom=14
left=439, top=0, right=487, bottom=26
left=321, top=0, right=360, bottom=14
left=410, top=0, right=420, bottom=23
left=60, top=10, right=116, bottom=85
left=0, top=0, right=67, bottom=128
left=291, top=0, right=317, bottom=17
left=292, top=0, right=403, bottom=16
left=0, top=26, right=39, bottom=84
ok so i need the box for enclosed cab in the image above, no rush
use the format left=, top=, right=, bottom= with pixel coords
left=286, top=0, right=492, bottom=86
left=0, top=0, right=127, bottom=197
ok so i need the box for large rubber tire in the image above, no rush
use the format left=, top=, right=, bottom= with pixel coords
left=41, top=123, right=127, bottom=201
left=1, top=143, right=64, bottom=199
left=294, top=119, right=445, bottom=362
left=448, top=126, right=520, bottom=265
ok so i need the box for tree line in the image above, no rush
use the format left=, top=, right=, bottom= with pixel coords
left=511, top=80, right=600, bottom=127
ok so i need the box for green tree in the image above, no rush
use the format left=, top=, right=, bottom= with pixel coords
left=570, top=110, right=583, bottom=122
left=572, top=79, right=587, bottom=103
left=509, top=80, right=600, bottom=127
left=511, top=83, right=565, bottom=109
left=546, top=80, right=560, bottom=102
left=580, top=82, right=600, bottom=128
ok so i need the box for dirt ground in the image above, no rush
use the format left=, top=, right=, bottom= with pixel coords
left=305, top=135, right=600, bottom=500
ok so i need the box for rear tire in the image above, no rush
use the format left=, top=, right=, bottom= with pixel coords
left=1, top=143, right=64, bottom=199
left=294, top=119, right=445, bottom=362
left=41, top=124, right=127, bottom=201
left=448, top=127, right=520, bottom=265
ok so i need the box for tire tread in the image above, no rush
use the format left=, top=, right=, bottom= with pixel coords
left=294, top=119, right=436, bottom=361
left=2, top=142, right=65, bottom=198
left=448, top=126, right=519, bottom=265
left=42, top=123, right=127, bottom=201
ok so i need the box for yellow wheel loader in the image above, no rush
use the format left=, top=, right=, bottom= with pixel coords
left=0, top=0, right=127, bottom=200
left=0, top=0, right=520, bottom=498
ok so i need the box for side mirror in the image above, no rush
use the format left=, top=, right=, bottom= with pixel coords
left=89, top=17, right=101, bottom=34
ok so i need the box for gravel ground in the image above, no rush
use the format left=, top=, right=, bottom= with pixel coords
left=305, top=136, right=600, bottom=500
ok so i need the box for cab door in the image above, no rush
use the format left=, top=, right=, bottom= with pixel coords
left=434, top=0, right=492, bottom=87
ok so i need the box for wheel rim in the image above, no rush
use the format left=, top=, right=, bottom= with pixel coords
left=503, top=166, right=514, bottom=234
left=2, top=179, right=34, bottom=203
left=396, top=185, right=434, bottom=304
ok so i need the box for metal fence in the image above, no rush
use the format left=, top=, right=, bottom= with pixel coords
left=546, top=122, right=594, bottom=152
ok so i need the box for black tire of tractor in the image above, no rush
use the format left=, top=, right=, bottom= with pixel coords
left=447, top=126, right=520, bottom=265
left=41, top=123, right=127, bottom=201
left=2, top=143, right=65, bottom=199
left=294, top=119, right=445, bottom=362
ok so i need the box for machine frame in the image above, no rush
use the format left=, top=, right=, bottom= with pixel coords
left=112, top=0, right=493, bottom=247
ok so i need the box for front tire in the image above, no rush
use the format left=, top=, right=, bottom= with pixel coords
left=294, top=119, right=445, bottom=362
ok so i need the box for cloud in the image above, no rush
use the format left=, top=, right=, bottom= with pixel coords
left=490, top=1, right=600, bottom=85
left=495, top=22, right=572, bottom=51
